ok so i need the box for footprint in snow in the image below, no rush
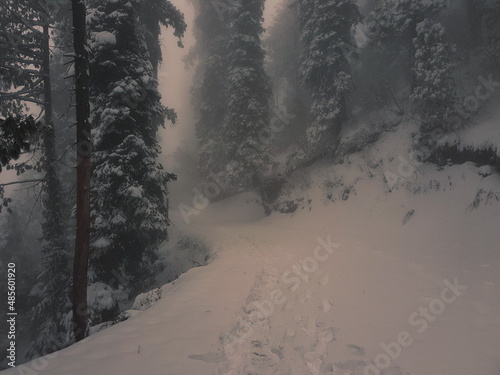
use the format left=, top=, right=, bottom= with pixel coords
left=322, top=299, right=333, bottom=313
left=189, top=352, right=225, bottom=364
left=346, top=344, right=365, bottom=357
left=304, top=328, right=335, bottom=375
left=319, top=273, right=330, bottom=286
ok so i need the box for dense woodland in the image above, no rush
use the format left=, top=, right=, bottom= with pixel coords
left=1, top=0, right=499, bottom=367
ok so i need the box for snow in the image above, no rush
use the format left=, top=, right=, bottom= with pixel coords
left=126, top=186, right=144, bottom=198
left=92, top=237, right=111, bottom=249
left=88, top=282, right=116, bottom=313
left=90, top=31, right=117, bottom=47
left=459, top=103, right=500, bottom=155
left=5, top=148, right=500, bottom=375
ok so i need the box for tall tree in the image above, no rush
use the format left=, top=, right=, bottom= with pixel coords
left=137, top=0, right=186, bottom=78
left=297, top=0, right=361, bottom=156
left=369, top=0, right=456, bottom=133
left=0, top=0, right=71, bottom=359
left=368, top=0, right=448, bottom=90
left=39, top=4, right=70, bottom=344
left=223, top=0, right=273, bottom=190
left=71, top=0, right=92, bottom=342
left=410, top=20, right=455, bottom=133
left=190, top=0, right=232, bottom=180
left=87, top=0, right=184, bottom=298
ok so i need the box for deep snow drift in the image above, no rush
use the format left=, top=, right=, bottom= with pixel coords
left=4, top=136, right=500, bottom=375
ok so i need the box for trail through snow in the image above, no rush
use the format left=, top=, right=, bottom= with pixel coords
left=3, top=173, right=500, bottom=375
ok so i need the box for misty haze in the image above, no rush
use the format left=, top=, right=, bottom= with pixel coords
left=0, top=1, right=499, bottom=375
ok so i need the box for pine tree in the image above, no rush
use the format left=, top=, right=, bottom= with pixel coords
left=223, top=0, right=273, bottom=190
left=137, top=0, right=186, bottom=78
left=369, top=0, right=455, bottom=132
left=368, top=0, right=449, bottom=89
left=297, top=0, right=361, bottom=156
left=0, top=0, right=71, bottom=359
left=410, top=20, right=455, bottom=132
left=190, top=0, right=232, bottom=180
left=87, top=0, right=184, bottom=297
left=0, top=117, right=38, bottom=174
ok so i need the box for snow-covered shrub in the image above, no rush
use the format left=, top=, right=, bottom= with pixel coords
left=132, top=287, right=163, bottom=311
left=369, top=0, right=449, bottom=38
left=272, top=170, right=312, bottom=213
left=467, top=188, right=500, bottom=210
left=87, top=282, right=119, bottom=325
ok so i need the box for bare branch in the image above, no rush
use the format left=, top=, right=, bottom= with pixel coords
left=0, top=94, right=45, bottom=106
left=0, top=179, right=44, bottom=188
left=0, top=87, right=43, bottom=98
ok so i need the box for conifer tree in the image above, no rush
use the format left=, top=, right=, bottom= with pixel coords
left=0, top=0, right=71, bottom=358
left=369, top=0, right=455, bottom=132
left=190, top=0, right=231, bottom=180
left=137, top=0, right=186, bottom=78
left=223, top=0, right=273, bottom=190
left=368, top=0, right=449, bottom=89
left=410, top=20, right=455, bottom=132
left=297, top=0, right=361, bottom=156
left=87, top=0, right=184, bottom=296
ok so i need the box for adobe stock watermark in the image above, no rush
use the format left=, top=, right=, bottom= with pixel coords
left=383, top=153, right=424, bottom=191
left=364, top=278, right=467, bottom=375
left=381, top=72, right=500, bottom=191
left=12, top=264, right=126, bottom=374
left=444, top=73, right=500, bottom=128
left=220, top=235, right=340, bottom=356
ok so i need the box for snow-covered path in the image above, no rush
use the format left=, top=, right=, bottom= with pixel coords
left=4, top=177, right=500, bottom=375
left=198, top=197, right=500, bottom=375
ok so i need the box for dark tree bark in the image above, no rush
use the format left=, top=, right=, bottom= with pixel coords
left=71, top=0, right=92, bottom=342
left=41, top=22, right=63, bottom=210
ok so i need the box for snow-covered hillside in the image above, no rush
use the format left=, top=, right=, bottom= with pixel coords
left=4, top=141, right=499, bottom=375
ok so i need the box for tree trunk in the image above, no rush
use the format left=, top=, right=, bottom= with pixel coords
left=71, top=0, right=92, bottom=342
left=41, top=5, right=67, bottom=286
left=42, top=23, right=55, bottom=173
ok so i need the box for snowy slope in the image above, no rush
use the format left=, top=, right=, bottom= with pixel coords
left=4, top=151, right=500, bottom=375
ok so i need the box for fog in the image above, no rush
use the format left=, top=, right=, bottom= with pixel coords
left=158, top=0, right=283, bottom=206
